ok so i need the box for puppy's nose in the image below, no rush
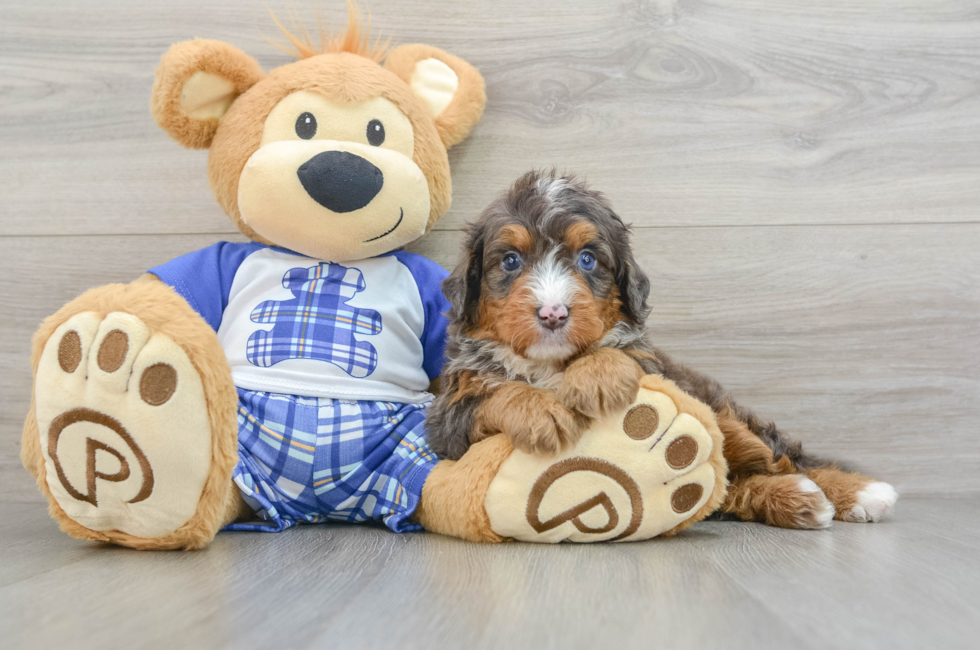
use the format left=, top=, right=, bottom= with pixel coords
left=538, top=303, right=569, bottom=330
left=297, top=151, right=384, bottom=213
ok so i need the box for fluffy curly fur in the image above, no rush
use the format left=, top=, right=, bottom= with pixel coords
left=427, top=170, right=892, bottom=528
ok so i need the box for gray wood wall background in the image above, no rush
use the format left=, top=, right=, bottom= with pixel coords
left=1, top=0, right=978, bottom=500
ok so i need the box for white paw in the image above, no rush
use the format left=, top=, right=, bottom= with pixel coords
left=848, top=481, right=898, bottom=523
left=796, top=476, right=821, bottom=494
left=794, top=476, right=835, bottom=528
left=34, top=312, right=214, bottom=538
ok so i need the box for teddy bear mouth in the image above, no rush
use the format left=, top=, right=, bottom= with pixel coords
left=363, top=208, right=404, bottom=243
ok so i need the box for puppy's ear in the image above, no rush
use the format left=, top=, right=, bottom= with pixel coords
left=150, top=39, right=264, bottom=149
left=617, top=246, right=651, bottom=327
left=384, top=44, right=486, bottom=148
left=442, top=225, right=485, bottom=331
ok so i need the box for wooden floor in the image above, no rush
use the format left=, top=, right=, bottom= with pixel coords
left=0, top=496, right=977, bottom=650
left=1, top=1, right=979, bottom=648
left=3, top=0, right=980, bottom=496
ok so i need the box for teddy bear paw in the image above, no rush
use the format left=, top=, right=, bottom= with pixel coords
left=33, top=311, right=214, bottom=539
left=484, top=386, right=722, bottom=543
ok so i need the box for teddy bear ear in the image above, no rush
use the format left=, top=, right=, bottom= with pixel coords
left=150, top=39, right=264, bottom=149
left=384, top=44, right=486, bottom=149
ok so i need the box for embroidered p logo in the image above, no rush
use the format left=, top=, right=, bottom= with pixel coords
left=525, top=458, right=644, bottom=542
left=47, top=407, right=154, bottom=506
left=246, top=263, right=383, bottom=377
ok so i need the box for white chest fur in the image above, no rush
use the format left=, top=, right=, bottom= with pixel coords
left=492, top=346, right=566, bottom=390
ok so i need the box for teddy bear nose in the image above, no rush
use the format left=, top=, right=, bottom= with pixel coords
left=297, top=151, right=384, bottom=213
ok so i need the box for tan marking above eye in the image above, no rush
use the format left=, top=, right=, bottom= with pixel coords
left=260, top=90, right=414, bottom=158
left=623, top=404, right=659, bottom=440
left=565, top=221, right=598, bottom=252
left=497, top=224, right=533, bottom=253
left=97, top=330, right=129, bottom=373
left=58, top=331, right=82, bottom=373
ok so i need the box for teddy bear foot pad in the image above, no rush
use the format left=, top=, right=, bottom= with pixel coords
left=33, top=311, right=214, bottom=539
left=485, top=385, right=720, bottom=543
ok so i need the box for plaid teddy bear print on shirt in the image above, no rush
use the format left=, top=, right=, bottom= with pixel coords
left=246, top=262, right=383, bottom=377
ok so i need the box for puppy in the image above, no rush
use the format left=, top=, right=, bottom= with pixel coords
left=426, top=170, right=898, bottom=529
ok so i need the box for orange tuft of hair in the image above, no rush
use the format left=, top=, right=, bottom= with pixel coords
left=266, top=1, right=391, bottom=63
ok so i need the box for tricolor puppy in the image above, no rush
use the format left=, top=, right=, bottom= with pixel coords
left=429, top=170, right=650, bottom=458
left=427, top=170, right=899, bottom=530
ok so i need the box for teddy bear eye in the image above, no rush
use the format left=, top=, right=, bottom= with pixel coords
left=367, top=119, right=385, bottom=146
left=295, top=112, right=317, bottom=139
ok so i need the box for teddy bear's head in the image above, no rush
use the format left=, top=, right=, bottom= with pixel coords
left=150, top=8, right=485, bottom=262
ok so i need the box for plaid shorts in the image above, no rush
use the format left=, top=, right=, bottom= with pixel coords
left=225, top=389, right=438, bottom=533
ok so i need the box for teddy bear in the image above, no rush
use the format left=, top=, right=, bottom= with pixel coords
left=20, top=6, right=727, bottom=550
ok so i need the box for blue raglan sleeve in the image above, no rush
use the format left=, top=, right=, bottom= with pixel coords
left=148, top=242, right=258, bottom=332
left=393, top=251, right=452, bottom=380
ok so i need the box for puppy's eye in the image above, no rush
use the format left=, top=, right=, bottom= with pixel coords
left=578, top=251, right=596, bottom=271
left=367, top=119, right=385, bottom=146
left=295, top=112, right=317, bottom=139
left=502, top=253, right=522, bottom=272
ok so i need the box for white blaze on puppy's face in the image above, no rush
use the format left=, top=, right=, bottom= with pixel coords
left=528, top=249, right=578, bottom=310
left=525, top=249, right=581, bottom=360
left=474, top=216, right=623, bottom=364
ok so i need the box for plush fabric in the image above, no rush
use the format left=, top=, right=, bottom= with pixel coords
left=415, top=435, right=512, bottom=543
left=27, top=20, right=488, bottom=549
left=408, top=58, right=459, bottom=118
left=227, top=390, right=437, bottom=533
left=235, top=137, right=432, bottom=261
left=23, top=277, right=241, bottom=550
left=24, top=12, right=723, bottom=551
left=205, top=52, right=457, bottom=245
left=482, top=378, right=727, bottom=543
left=35, top=311, right=214, bottom=538
left=149, top=244, right=451, bottom=404
left=384, top=44, right=487, bottom=149
left=150, top=39, right=264, bottom=149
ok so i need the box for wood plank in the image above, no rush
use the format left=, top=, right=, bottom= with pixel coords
left=626, top=224, right=980, bottom=496
left=2, top=224, right=977, bottom=499
left=3, top=2, right=978, bottom=647
left=2, top=0, right=979, bottom=236
left=698, top=499, right=980, bottom=650
left=0, top=497, right=977, bottom=649
left=0, top=502, right=104, bottom=589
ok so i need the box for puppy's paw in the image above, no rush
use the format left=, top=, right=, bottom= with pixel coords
left=558, top=348, right=641, bottom=419
left=501, top=388, right=587, bottom=456
left=805, top=468, right=898, bottom=524
left=790, top=477, right=837, bottom=529
left=762, top=475, right=836, bottom=529
left=843, top=481, right=898, bottom=523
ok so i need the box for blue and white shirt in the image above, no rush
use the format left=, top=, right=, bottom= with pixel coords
left=150, top=243, right=450, bottom=404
